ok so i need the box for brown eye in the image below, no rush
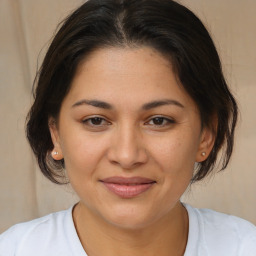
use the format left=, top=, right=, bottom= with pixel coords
left=82, top=117, right=110, bottom=126
left=152, top=117, right=165, bottom=125
left=90, top=117, right=104, bottom=125
left=146, top=116, right=175, bottom=127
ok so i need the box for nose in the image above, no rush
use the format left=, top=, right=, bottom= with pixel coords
left=107, top=124, right=148, bottom=169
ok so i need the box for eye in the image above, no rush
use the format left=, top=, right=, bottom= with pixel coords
left=146, top=116, right=175, bottom=127
left=82, top=116, right=110, bottom=127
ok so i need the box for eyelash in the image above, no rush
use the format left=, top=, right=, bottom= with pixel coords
left=82, top=116, right=111, bottom=127
left=145, top=116, right=175, bottom=127
left=81, top=116, right=175, bottom=129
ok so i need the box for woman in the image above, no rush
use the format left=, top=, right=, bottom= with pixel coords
left=0, top=0, right=255, bottom=255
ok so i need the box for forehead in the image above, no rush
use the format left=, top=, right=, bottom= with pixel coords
left=77, top=46, right=171, bottom=73
left=64, top=46, right=196, bottom=111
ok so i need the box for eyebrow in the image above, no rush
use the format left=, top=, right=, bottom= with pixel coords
left=72, top=99, right=113, bottom=109
left=72, top=99, right=184, bottom=110
left=142, top=99, right=184, bottom=110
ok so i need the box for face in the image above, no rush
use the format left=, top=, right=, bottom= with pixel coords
left=50, top=47, right=214, bottom=229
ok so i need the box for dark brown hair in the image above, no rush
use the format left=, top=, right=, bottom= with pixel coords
left=26, top=0, right=238, bottom=184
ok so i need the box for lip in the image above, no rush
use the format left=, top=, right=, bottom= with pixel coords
left=100, top=176, right=156, bottom=199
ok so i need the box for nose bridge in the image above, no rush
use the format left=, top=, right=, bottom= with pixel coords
left=108, top=121, right=147, bottom=169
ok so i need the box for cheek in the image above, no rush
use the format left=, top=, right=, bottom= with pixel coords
left=148, top=131, right=199, bottom=195
left=150, top=133, right=198, bottom=173
left=60, top=132, right=107, bottom=180
left=60, top=134, right=109, bottom=204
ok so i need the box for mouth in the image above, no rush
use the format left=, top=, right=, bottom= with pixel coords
left=99, top=176, right=156, bottom=199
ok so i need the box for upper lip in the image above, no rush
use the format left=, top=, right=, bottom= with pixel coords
left=100, top=176, right=156, bottom=184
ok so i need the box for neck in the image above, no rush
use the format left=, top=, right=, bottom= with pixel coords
left=73, top=201, right=189, bottom=256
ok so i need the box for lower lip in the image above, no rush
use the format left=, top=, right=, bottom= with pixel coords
left=102, top=182, right=155, bottom=198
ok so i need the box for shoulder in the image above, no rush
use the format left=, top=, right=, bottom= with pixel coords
left=184, top=203, right=256, bottom=256
left=0, top=207, right=74, bottom=256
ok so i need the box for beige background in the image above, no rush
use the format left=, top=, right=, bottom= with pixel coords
left=0, top=0, right=255, bottom=233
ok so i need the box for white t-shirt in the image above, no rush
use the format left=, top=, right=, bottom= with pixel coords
left=0, top=203, right=256, bottom=255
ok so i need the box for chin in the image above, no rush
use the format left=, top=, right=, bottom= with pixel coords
left=107, top=216, right=154, bottom=231
left=99, top=203, right=162, bottom=230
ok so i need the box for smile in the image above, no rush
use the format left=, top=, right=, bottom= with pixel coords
left=100, top=176, right=156, bottom=199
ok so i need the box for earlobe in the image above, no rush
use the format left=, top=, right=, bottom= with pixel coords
left=48, top=118, right=64, bottom=160
left=51, top=150, right=63, bottom=160
left=196, top=126, right=216, bottom=162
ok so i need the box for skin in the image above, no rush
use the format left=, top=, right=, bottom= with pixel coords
left=49, top=47, right=215, bottom=256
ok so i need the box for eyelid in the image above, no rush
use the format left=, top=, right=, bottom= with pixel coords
left=82, top=115, right=111, bottom=126
left=145, top=115, right=175, bottom=126
left=81, top=115, right=175, bottom=129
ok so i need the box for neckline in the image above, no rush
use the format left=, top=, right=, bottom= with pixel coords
left=182, top=203, right=201, bottom=256
left=66, top=205, right=88, bottom=255
left=67, top=203, right=198, bottom=256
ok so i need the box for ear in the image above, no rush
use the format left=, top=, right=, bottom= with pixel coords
left=48, top=117, right=64, bottom=160
left=196, top=125, right=216, bottom=163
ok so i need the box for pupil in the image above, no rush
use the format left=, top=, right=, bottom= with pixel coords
left=92, top=117, right=102, bottom=125
left=154, top=117, right=164, bottom=125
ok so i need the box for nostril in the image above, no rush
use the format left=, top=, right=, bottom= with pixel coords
left=106, top=134, right=148, bottom=168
